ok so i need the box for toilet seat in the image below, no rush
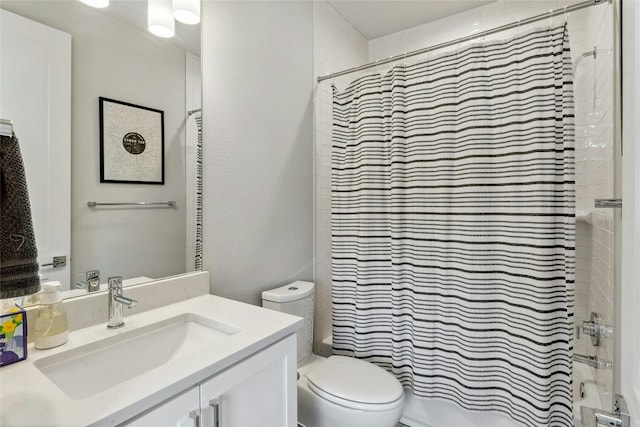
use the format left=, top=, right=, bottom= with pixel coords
left=305, top=356, right=404, bottom=411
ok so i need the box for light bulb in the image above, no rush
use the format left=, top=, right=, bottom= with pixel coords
left=172, top=0, right=200, bottom=25
left=148, top=0, right=175, bottom=38
left=80, top=0, right=109, bottom=8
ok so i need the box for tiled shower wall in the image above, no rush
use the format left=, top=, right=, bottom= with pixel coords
left=313, top=0, right=616, bottom=407
left=576, top=2, right=616, bottom=409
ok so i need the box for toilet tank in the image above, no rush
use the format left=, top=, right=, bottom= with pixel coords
left=262, top=281, right=314, bottom=364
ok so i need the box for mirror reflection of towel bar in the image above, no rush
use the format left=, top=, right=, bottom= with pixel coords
left=0, top=118, right=14, bottom=137
left=87, top=201, right=176, bottom=208
left=41, top=256, right=67, bottom=268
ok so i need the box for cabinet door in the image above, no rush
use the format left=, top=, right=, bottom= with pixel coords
left=125, top=387, right=201, bottom=427
left=200, top=335, right=297, bottom=427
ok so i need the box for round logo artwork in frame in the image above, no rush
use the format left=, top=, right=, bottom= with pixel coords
left=122, top=132, right=146, bottom=155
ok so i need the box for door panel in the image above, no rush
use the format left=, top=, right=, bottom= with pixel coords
left=199, top=335, right=297, bottom=427
left=0, top=10, right=71, bottom=288
left=125, top=387, right=200, bottom=427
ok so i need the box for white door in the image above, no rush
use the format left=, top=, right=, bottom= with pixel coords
left=199, top=335, right=297, bottom=427
left=621, top=1, right=640, bottom=426
left=0, top=10, right=71, bottom=289
left=125, top=387, right=200, bottom=427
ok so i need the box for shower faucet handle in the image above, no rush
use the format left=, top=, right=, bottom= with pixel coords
left=581, top=312, right=613, bottom=347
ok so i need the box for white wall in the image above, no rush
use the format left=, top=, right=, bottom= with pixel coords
left=201, top=1, right=314, bottom=305
left=1, top=1, right=188, bottom=284
left=313, top=1, right=369, bottom=354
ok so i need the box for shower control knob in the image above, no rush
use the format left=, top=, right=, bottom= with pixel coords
left=581, top=312, right=613, bottom=347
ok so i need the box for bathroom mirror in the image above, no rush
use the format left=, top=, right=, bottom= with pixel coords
left=0, top=0, right=201, bottom=299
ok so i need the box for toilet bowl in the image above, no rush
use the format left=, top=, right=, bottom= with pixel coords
left=298, top=354, right=404, bottom=427
left=262, top=281, right=405, bottom=427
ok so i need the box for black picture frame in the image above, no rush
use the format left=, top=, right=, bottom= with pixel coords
left=99, top=97, right=165, bottom=184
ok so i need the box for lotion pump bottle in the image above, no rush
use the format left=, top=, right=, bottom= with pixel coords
left=34, top=281, right=68, bottom=349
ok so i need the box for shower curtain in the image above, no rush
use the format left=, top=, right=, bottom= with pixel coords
left=331, top=24, right=575, bottom=427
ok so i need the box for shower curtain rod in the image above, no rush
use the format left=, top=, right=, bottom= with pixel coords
left=317, top=0, right=611, bottom=83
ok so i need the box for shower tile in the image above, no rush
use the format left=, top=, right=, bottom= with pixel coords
left=593, top=212, right=613, bottom=231
left=480, top=2, right=504, bottom=31
left=559, top=0, right=587, bottom=7
left=455, top=10, right=483, bottom=39
left=575, top=196, right=589, bottom=213
left=529, top=0, right=559, bottom=16
left=575, top=160, right=590, bottom=175
left=503, top=1, right=534, bottom=22
left=399, top=28, right=425, bottom=55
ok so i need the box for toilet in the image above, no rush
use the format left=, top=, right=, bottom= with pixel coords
left=262, top=281, right=405, bottom=427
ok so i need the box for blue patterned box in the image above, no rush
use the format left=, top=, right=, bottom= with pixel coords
left=0, top=305, right=27, bottom=367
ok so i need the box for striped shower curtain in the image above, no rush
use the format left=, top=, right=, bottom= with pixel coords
left=331, top=24, right=575, bottom=427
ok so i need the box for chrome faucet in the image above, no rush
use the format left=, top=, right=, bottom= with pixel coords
left=107, top=276, right=137, bottom=329
left=581, top=394, right=631, bottom=427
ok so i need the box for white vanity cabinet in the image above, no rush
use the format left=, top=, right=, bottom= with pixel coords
left=0, top=293, right=303, bottom=426
left=124, top=387, right=201, bottom=427
left=125, top=334, right=297, bottom=427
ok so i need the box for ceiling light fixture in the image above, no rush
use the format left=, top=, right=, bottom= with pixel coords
left=172, top=0, right=200, bottom=25
left=80, top=0, right=109, bottom=8
left=148, top=0, right=175, bottom=38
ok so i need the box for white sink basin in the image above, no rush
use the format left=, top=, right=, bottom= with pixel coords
left=33, top=313, right=241, bottom=399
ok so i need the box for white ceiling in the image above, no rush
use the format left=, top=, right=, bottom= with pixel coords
left=327, top=0, right=496, bottom=40
left=99, top=0, right=498, bottom=54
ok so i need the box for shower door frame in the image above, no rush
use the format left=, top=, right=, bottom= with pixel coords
left=619, top=0, right=640, bottom=423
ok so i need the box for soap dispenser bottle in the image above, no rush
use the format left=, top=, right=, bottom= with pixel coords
left=34, top=281, right=68, bottom=349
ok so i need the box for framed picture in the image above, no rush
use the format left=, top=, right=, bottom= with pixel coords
left=99, top=97, right=164, bottom=184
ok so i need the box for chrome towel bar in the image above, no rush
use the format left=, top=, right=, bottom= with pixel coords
left=594, top=199, right=622, bottom=208
left=87, top=201, right=176, bottom=208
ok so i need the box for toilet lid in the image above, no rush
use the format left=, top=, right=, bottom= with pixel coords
left=306, top=356, right=404, bottom=410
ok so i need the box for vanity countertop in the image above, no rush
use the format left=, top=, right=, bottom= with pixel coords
left=0, top=294, right=302, bottom=426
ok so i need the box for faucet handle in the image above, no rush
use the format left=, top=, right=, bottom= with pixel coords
left=76, top=270, right=101, bottom=292
left=85, top=270, right=100, bottom=292
left=85, top=269, right=100, bottom=280
left=108, top=276, right=123, bottom=290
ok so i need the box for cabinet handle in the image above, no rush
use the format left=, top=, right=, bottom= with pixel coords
left=189, top=409, right=201, bottom=427
left=208, top=399, right=220, bottom=427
